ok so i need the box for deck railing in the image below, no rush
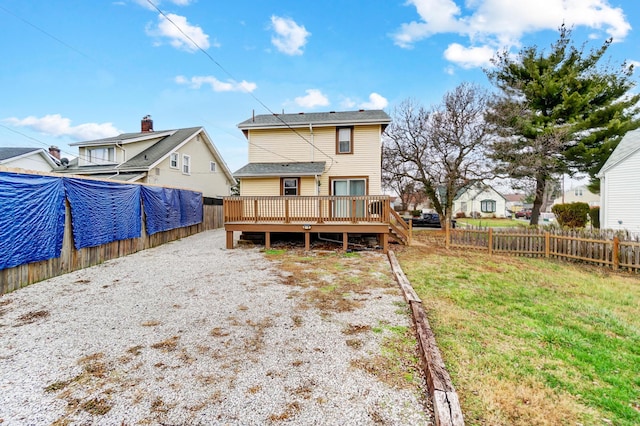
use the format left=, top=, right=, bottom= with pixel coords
left=224, top=195, right=391, bottom=224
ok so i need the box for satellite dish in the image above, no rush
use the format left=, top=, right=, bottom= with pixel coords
left=61, top=158, right=69, bottom=166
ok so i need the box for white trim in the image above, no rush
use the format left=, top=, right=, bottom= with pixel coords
left=209, top=161, right=217, bottom=173
left=170, top=152, right=179, bottom=169
left=182, top=154, right=191, bottom=175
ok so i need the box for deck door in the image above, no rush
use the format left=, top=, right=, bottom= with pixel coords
left=332, top=179, right=366, bottom=218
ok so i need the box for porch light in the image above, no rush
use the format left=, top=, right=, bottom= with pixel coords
left=302, top=224, right=312, bottom=230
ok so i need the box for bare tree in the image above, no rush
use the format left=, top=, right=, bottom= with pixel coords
left=383, top=83, right=493, bottom=226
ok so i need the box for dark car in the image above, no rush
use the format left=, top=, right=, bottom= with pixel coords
left=410, top=213, right=456, bottom=228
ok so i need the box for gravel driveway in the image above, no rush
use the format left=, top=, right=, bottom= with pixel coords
left=0, top=229, right=431, bottom=425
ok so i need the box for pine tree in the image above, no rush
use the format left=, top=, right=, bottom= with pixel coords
left=486, top=25, right=640, bottom=224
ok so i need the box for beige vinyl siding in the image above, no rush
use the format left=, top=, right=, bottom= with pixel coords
left=118, top=138, right=163, bottom=162
left=240, top=177, right=281, bottom=196
left=247, top=124, right=382, bottom=195
left=4, top=154, right=53, bottom=172
left=151, top=134, right=232, bottom=198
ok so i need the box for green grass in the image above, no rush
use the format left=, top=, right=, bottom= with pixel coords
left=456, top=218, right=526, bottom=228
left=397, top=245, right=640, bottom=426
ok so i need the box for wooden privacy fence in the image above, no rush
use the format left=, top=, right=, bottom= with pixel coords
left=449, top=227, right=640, bottom=272
left=0, top=203, right=223, bottom=295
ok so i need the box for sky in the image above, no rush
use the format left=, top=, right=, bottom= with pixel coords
left=1, top=0, right=640, bottom=177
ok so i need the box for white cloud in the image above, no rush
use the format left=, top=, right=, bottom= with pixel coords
left=270, top=16, right=310, bottom=56
left=340, top=97, right=357, bottom=109
left=444, top=43, right=495, bottom=68
left=146, top=13, right=210, bottom=51
left=294, top=89, right=329, bottom=108
left=4, top=114, right=121, bottom=140
left=175, top=75, right=257, bottom=92
left=133, top=0, right=192, bottom=9
left=393, top=0, right=631, bottom=68
left=359, top=93, right=388, bottom=110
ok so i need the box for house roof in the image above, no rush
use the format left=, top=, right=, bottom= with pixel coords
left=504, top=193, right=525, bottom=203
left=234, top=162, right=326, bottom=178
left=237, top=110, right=391, bottom=130
left=57, top=127, right=236, bottom=184
left=598, top=129, right=640, bottom=176
left=0, top=147, right=58, bottom=168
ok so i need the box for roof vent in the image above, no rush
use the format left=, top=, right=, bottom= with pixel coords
left=329, top=111, right=335, bottom=113
left=298, top=112, right=304, bottom=115
left=358, top=109, right=365, bottom=112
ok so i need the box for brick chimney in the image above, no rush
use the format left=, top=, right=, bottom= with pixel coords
left=48, top=145, right=61, bottom=160
left=141, top=115, right=153, bottom=132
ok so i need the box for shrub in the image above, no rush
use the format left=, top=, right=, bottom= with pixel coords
left=551, top=202, right=590, bottom=228
left=455, top=212, right=466, bottom=218
left=411, top=210, right=422, bottom=217
left=589, top=207, right=600, bottom=229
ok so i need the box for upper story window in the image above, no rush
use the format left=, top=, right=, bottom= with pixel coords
left=282, top=177, right=299, bottom=196
left=210, top=161, right=217, bottom=172
left=336, top=127, right=353, bottom=154
left=481, top=199, right=496, bottom=213
left=87, top=147, right=115, bottom=165
left=182, top=154, right=191, bottom=175
left=170, top=153, right=179, bottom=169
left=575, top=189, right=583, bottom=196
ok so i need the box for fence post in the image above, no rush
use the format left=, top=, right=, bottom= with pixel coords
left=545, top=232, right=550, bottom=258
left=488, top=228, right=493, bottom=255
left=612, top=236, right=619, bottom=270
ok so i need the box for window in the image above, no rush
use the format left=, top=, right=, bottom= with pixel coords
left=170, top=153, right=179, bottom=169
left=336, top=127, right=353, bottom=154
left=481, top=199, right=496, bottom=213
left=210, top=161, right=217, bottom=172
left=281, top=178, right=299, bottom=196
left=182, top=154, right=191, bottom=175
left=575, top=189, right=583, bottom=196
left=461, top=201, right=468, bottom=212
left=87, top=147, right=115, bottom=165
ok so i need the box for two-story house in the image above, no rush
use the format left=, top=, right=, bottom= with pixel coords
left=55, top=116, right=236, bottom=198
left=224, top=109, right=409, bottom=252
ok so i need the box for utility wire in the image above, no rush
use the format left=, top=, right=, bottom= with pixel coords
left=145, top=0, right=336, bottom=165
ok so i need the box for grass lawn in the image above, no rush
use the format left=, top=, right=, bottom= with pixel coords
left=456, top=218, right=526, bottom=228
left=397, top=232, right=640, bottom=426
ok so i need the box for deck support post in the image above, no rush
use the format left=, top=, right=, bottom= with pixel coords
left=343, top=232, right=349, bottom=252
left=304, top=232, right=310, bottom=252
left=226, top=231, right=234, bottom=249
left=265, top=232, right=271, bottom=250
left=381, top=232, right=388, bottom=254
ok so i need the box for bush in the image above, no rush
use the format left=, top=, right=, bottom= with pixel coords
left=411, top=210, right=422, bottom=217
left=455, top=212, right=466, bottom=218
left=589, top=207, right=600, bottom=229
left=551, top=202, right=590, bottom=228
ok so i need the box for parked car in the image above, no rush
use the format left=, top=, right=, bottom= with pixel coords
left=515, top=209, right=532, bottom=219
left=409, top=213, right=456, bottom=228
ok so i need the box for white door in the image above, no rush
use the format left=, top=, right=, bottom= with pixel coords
left=332, top=179, right=366, bottom=218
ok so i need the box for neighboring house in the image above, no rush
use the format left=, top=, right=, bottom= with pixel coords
left=552, top=185, right=599, bottom=208
left=234, top=110, right=389, bottom=197
left=225, top=109, right=403, bottom=251
left=55, top=116, right=235, bottom=198
left=504, top=193, right=526, bottom=214
left=597, top=129, right=640, bottom=233
left=453, top=183, right=507, bottom=218
left=0, top=147, right=61, bottom=172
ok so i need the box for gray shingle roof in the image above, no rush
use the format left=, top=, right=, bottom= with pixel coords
left=238, top=110, right=390, bottom=129
left=598, top=129, right=640, bottom=175
left=119, top=128, right=201, bottom=170
left=234, top=162, right=326, bottom=177
left=0, top=147, right=42, bottom=161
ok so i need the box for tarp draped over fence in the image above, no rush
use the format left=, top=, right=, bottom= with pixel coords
left=0, top=172, right=66, bottom=269
left=64, top=178, right=142, bottom=249
left=180, top=189, right=204, bottom=228
left=141, top=186, right=182, bottom=235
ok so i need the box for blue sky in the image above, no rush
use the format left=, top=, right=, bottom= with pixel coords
left=1, top=0, right=639, bottom=174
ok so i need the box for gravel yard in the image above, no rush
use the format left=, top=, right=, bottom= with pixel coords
left=0, top=229, right=431, bottom=425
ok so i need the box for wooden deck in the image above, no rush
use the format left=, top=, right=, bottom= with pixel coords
left=223, top=195, right=410, bottom=252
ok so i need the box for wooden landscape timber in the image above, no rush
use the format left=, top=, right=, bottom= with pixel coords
left=388, top=250, right=465, bottom=426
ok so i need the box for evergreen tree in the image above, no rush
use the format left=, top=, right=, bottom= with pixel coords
left=486, top=25, right=640, bottom=224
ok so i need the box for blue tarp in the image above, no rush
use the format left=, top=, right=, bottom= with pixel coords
left=179, top=189, right=203, bottom=227
left=64, top=178, right=141, bottom=249
left=0, top=172, right=66, bottom=269
left=140, top=186, right=182, bottom=235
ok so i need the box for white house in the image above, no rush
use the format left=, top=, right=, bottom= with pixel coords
left=597, top=129, right=640, bottom=233
left=552, top=185, right=599, bottom=208
left=453, top=183, right=507, bottom=218
left=0, top=147, right=61, bottom=172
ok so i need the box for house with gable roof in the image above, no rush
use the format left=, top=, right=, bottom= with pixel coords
left=0, top=146, right=61, bottom=172
left=224, top=109, right=410, bottom=251
left=55, top=116, right=236, bottom=198
left=597, top=129, right=640, bottom=233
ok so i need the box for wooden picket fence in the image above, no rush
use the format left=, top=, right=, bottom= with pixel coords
left=449, top=227, right=640, bottom=272
left=0, top=204, right=224, bottom=295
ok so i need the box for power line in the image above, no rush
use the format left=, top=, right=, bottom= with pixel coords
left=145, top=0, right=336, bottom=165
